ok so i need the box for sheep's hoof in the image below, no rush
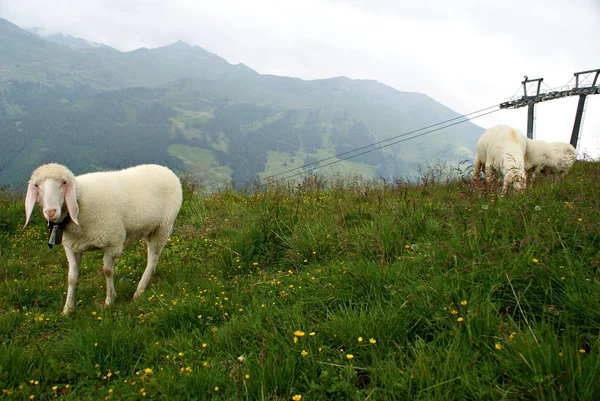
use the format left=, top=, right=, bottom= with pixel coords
left=61, top=307, right=73, bottom=316
left=132, top=290, right=143, bottom=301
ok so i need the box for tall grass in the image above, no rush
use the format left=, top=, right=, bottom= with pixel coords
left=1, top=161, right=599, bottom=400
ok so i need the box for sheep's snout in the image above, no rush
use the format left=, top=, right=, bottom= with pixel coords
left=44, top=208, right=59, bottom=220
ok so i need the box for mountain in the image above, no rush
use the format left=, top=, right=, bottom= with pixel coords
left=0, top=17, right=483, bottom=187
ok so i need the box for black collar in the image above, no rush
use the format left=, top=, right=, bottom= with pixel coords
left=47, top=214, right=71, bottom=249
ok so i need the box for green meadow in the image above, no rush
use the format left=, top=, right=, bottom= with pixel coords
left=1, top=161, right=599, bottom=400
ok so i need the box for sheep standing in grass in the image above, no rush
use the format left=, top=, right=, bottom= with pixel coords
left=24, top=163, right=183, bottom=315
left=473, top=124, right=527, bottom=194
left=525, top=139, right=576, bottom=184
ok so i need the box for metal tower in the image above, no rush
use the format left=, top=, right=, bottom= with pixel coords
left=500, top=69, right=600, bottom=148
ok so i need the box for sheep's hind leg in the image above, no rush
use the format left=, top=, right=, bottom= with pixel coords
left=63, top=248, right=82, bottom=315
left=473, top=156, right=482, bottom=181
left=134, top=228, right=171, bottom=300
left=103, top=253, right=118, bottom=307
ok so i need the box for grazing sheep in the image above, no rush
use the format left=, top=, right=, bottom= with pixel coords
left=473, top=124, right=527, bottom=194
left=525, top=139, right=576, bottom=184
left=24, top=163, right=183, bottom=315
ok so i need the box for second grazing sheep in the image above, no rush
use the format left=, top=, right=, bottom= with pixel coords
left=24, top=163, right=183, bottom=315
left=473, top=124, right=527, bottom=194
left=525, top=139, right=576, bottom=184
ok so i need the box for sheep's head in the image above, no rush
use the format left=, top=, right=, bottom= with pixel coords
left=512, top=173, right=527, bottom=191
left=25, top=163, right=79, bottom=227
left=504, top=168, right=527, bottom=193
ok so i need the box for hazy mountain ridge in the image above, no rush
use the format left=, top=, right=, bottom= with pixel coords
left=0, top=17, right=483, bottom=186
left=27, top=27, right=113, bottom=50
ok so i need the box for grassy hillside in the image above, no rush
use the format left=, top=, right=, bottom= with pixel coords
left=1, top=161, right=599, bottom=400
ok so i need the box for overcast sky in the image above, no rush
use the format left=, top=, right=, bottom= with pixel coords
left=2, top=0, right=600, bottom=156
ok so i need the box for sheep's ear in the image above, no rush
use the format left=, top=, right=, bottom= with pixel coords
left=64, top=180, right=80, bottom=225
left=24, top=182, right=38, bottom=227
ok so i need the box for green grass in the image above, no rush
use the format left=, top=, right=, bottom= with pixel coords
left=1, top=161, right=599, bottom=400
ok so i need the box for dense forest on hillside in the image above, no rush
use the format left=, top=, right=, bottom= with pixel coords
left=0, top=88, right=182, bottom=181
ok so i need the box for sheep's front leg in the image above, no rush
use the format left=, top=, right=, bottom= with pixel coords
left=63, top=248, right=82, bottom=315
left=527, top=169, right=538, bottom=188
left=103, top=254, right=117, bottom=307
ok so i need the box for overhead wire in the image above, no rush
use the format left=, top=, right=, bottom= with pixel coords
left=505, top=85, right=524, bottom=102
left=268, top=107, right=502, bottom=183
left=264, top=103, right=500, bottom=182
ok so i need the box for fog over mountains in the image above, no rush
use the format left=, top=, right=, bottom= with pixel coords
left=0, top=17, right=484, bottom=186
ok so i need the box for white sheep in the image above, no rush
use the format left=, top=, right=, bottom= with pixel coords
left=473, top=124, right=527, bottom=194
left=524, top=139, right=576, bottom=184
left=24, top=163, right=183, bottom=315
